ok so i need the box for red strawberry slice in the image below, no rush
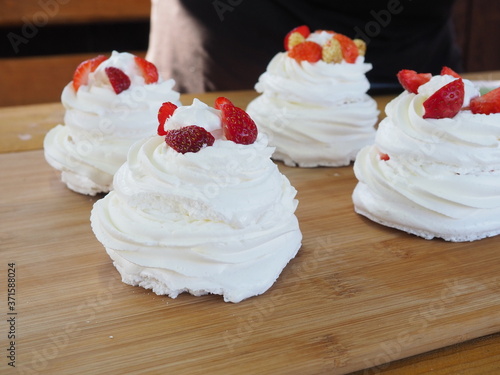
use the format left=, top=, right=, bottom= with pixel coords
left=134, top=56, right=159, bottom=84
left=105, top=67, right=131, bottom=94
left=284, top=25, right=311, bottom=51
left=440, top=66, right=461, bottom=79
left=288, top=41, right=322, bottom=63
left=333, top=33, right=359, bottom=63
left=423, top=78, right=464, bottom=119
left=470, top=87, right=500, bottom=115
left=397, top=69, right=432, bottom=94
left=214, top=96, right=234, bottom=110
left=220, top=104, right=258, bottom=145
left=72, top=55, right=108, bottom=91
left=157, top=102, right=178, bottom=135
left=164, top=125, right=215, bottom=154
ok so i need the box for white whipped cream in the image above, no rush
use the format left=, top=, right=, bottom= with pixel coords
left=353, top=76, right=500, bottom=241
left=246, top=51, right=378, bottom=167
left=44, top=51, right=181, bottom=195
left=90, top=99, right=302, bottom=303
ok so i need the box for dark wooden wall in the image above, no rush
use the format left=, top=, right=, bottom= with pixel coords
left=0, top=0, right=499, bottom=106
left=453, top=0, right=500, bottom=72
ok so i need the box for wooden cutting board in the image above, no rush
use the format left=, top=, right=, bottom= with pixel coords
left=1, top=144, right=500, bottom=374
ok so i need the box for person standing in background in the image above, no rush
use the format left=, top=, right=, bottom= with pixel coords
left=146, top=0, right=461, bottom=94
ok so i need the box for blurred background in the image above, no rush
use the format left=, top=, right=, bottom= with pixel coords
left=0, top=0, right=499, bottom=107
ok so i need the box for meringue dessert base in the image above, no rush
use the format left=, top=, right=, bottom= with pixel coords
left=247, top=94, right=377, bottom=168
left=103, top=229, right=301, bottom=304
left=353, top=182, right=500, bottom=242
left=90, top=128, right=303, bottom=303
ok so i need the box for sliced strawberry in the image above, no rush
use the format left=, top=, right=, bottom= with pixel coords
left=72, top=55, right=108, bottom=91
left=220, top=105, right=258, bottom=145
left=105, top=67, right=131, bottom=94
left=157, top=102, right=178, bottom=135
left=440, top=66, right=461, bottom=79
left=288, top=41, right=322, bottom=63
left=164, top=125, right=215, bottom=154
left=284, top=25, right=310, bottom=51
left=214, top=96, right=234, bottom=110
left=397, top=69, right=432, bottom=94
left=423, top=79, right=464, bottom=119
left=333, top=33, right=359, bottom=63
left=134, top=56, right=159, bottom=84
left=470, top=87, right=500, bottom=115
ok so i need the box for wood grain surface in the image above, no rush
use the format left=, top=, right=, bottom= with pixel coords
left=1, top=89, right=500, bottom=375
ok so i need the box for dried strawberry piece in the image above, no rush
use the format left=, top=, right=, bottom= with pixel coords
left=333, top=33, right=359, bottom=63
left=379, top=153, right=390, bottom=161
left=164, top=125, right=215, bottom=154
left=105, top=67, right=131, bottom=94
left=288, top=41, right=322, bottom=63
left=284, top=25, right=310, bottom=51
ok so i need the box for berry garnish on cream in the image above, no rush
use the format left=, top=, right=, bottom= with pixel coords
left=352, top=67, right=500, bottom=242
left=246, top=25, right=378, bottom=168
left=71, top=52, right=160, bottom=95
left=396, top=66, right=500, bottom=121
left=157, top=97, right=258, bottom=154
left=285, top=26, right=366, bottom=64
left=43, top=51, right=181, bottom=195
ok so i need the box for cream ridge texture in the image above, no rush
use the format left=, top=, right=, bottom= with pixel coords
left=90, top=99, right=302, bottom=303
left=44, top=51, right=181, bottom=195
left=246, top=30, right=379, bottom=167
left=352, top=74, right=500, bottom=242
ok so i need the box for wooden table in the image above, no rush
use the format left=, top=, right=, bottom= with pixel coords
left=1, top=80, right=500, bottom=374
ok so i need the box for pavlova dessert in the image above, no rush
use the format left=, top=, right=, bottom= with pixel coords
left=247, top=25, right=379, bottom=167
left=352, top=67, right=500, bottom=241
left=44, top=51, right=181, bottom=195
left=90, top=97, right=302, bottom=303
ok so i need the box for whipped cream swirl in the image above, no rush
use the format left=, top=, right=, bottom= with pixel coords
left=353, top=75, right=500, bottom=241
left=91, top=99, right=302, bottom=303
left=247, top=50, right=378, bottom=167
left=44, top=51, right=181, bottom=195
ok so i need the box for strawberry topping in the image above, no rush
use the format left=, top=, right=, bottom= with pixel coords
left=288, top=41, right=322, bottom=63
left=440, top=66, right=461, bottom=79
left=157, top=102, right=178, bottom=136
left=284, top=25, right=311, bottom=51
left=134, top=56, right=159, bottom=84
left=470, top=87, right=500, bottom=115
left=72, top=55, right=108, bottom=91
left=423, top=79, right=464, bottom=119
left=105, top=67, right=131, bottom=94
left=379, top=153, right=390, bottom=161
left=214, top=96, right=234, bottom=110
left=217, top=97, right=258, bottom=144
left=397, top=69, right=432, bottom=94
left=164, top=125, right=215, bottom=154
left=333, top=33, right=359, bottom=63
